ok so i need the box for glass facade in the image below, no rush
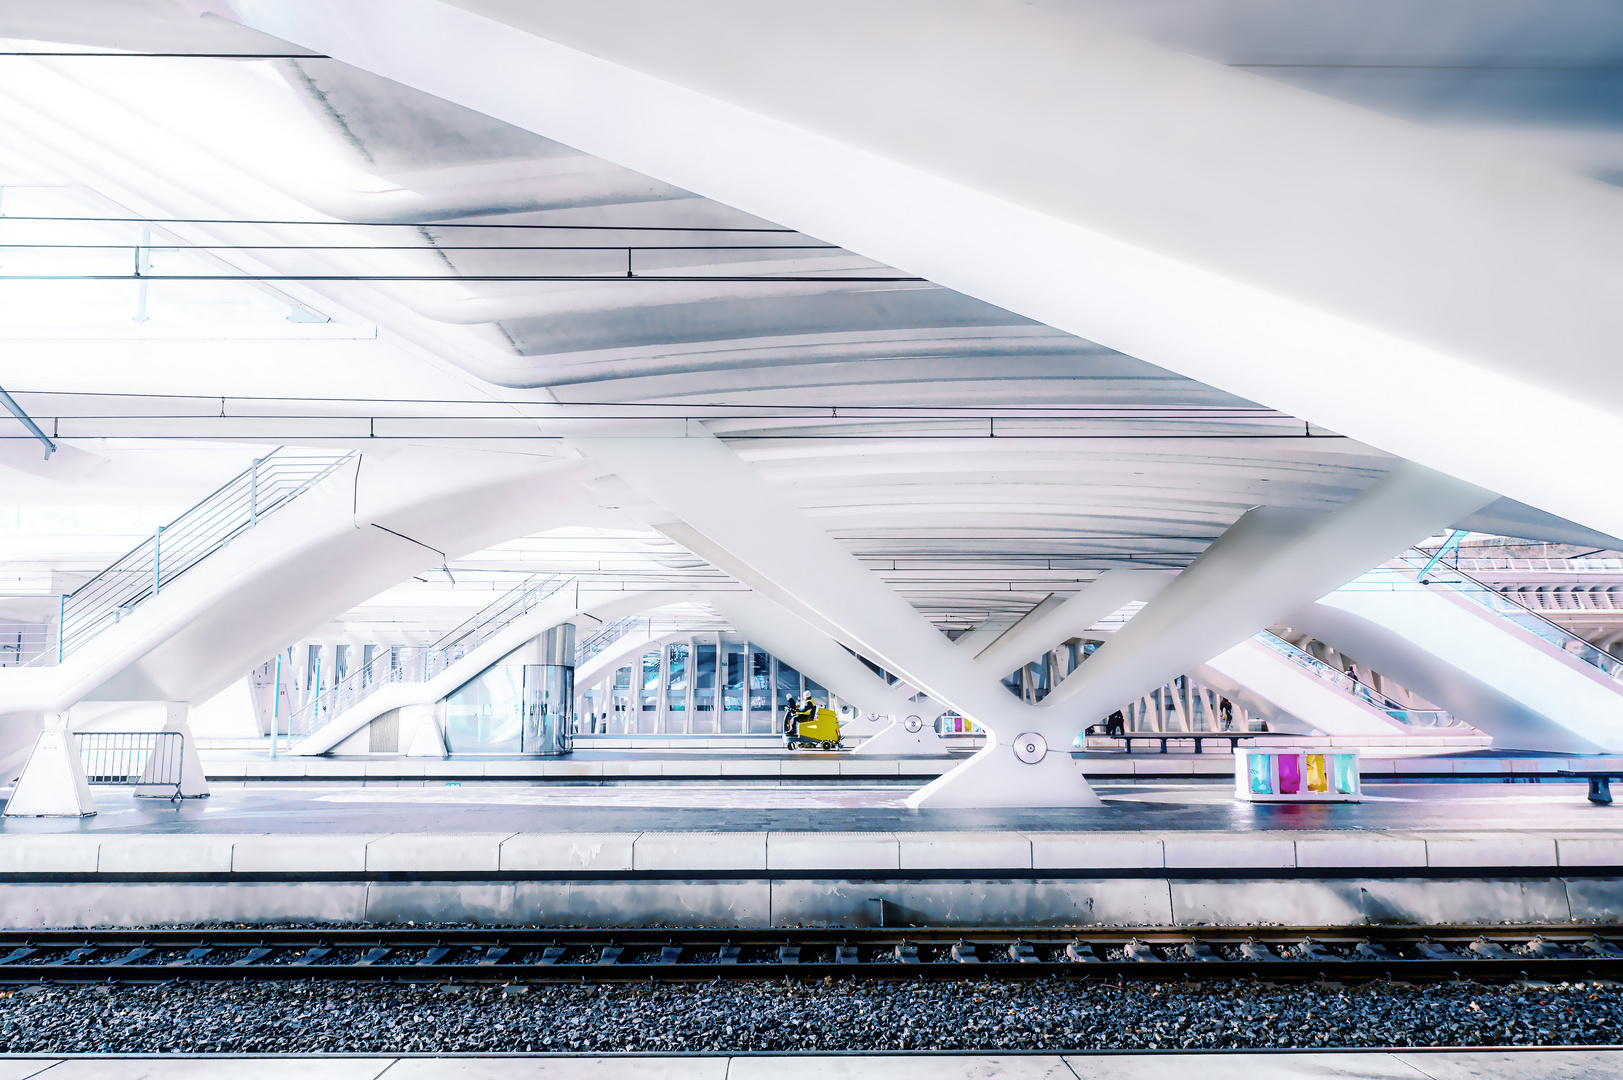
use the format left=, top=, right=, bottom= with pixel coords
left=582, top=635, right=845, bottom=736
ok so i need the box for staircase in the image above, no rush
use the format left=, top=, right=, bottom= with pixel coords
left=1250, top=631, right=1460, bottom=728
left=288, top=573, right=576, bottom=735
left=36, top=448, right=354, bottom=665
left=1395, top=548, right=1623, bottom=687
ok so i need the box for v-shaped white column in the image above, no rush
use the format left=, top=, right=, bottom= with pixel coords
left=577, top=431, right=1494, bottom=807
left=910, top=463, right=1497, bottom=807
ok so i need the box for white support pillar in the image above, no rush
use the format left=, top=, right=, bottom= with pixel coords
left=709, top=591, right=926, bottom=721
left=402, top=702, right=448, bottom=758
left=906, top=462, right=1496, bottom=807
left=575, top=428, right=1104, bottom=806
left=709, top=590, right=949, bottom=754
left=149, top=701, right=210, bottom=798
left=4, top=712, right=94, bottom=817
left=973, top=570, right=1173, bottom=677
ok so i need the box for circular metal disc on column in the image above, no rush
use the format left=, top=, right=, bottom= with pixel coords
left=904, top=715, right=924, bottom=732
left=1013, top=732, right=1047, bottom=764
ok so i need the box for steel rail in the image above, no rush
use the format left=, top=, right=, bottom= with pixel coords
left=0, top=925, right=1617, bottom=985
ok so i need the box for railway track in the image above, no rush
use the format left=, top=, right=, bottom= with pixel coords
left=0, top=926, right=1619, bottom=984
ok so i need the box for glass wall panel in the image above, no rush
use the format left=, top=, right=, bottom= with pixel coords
left=444, top=664, right=526, bottom=753
left=721, top=641, right=745, bottom=734
left=806, top=678, right=829, bottom=708
left=692, top=639, right=716, bottom=732
left=666, top=642, right=689, bottom=728
left=613, top=664, right=632, bottom=734
left=748, top=646, right=774, bottom=734
left=775, top=659, right=801, bottom=722
left=523, top=664, right=573, bottom=754
left=639, top=650, right=661, bottom=734
left=445, top=663, right=573, bottom=754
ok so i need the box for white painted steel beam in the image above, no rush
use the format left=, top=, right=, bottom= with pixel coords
left=214, top=0, right=1623, bottom=539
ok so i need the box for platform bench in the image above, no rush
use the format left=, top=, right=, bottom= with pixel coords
left=1557, top=770, right=1623, bottom=805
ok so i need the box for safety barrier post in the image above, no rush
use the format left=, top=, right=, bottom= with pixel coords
left=152, top=524, right=164, bottom=596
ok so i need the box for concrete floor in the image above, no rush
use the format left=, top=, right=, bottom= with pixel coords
left=0, top=778, right=1614, bottom=836
left=0, top=1051, right=1616, bottom=1079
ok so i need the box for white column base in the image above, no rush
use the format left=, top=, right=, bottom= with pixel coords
left=147, top=702, right=210, bottom=798
left=852, top=719, right=953, bottom=757
left=403, top=704, right=448, bottom=758
left=906, top=740, right=1103, bottom=808
left=4, top=714, right=95, bottom=817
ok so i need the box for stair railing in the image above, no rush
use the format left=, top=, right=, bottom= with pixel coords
left=288, top=573, right=576, bottom=735
left=1253, top=631, right=1456, bottom=728
left=1394, top=549, right=1623, bottom=686
left=45, top=448, right=354, bottom=664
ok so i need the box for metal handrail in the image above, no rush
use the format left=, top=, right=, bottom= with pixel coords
left=1253, top=631, right=1455, bottom=728
left=38, top=448, right=353, bottom=665
left=287, top=573, right=576, bottom=735
left=1395, top=549, right=1623, bottom=685
left=575, top=616, right=647, bottom=670
left=1453, top=556, right=1623, bottom=573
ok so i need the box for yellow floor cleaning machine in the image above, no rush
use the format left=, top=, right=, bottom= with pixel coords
left=782, top=691, right=845, bottom=751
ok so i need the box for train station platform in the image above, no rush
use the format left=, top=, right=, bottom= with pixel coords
left=187, top=746, right=1617, bottom=785
left=0, top=775, right=1620, bottom=931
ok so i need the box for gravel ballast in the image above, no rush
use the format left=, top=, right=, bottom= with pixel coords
left=0, top=978, right=1618, bottom=1054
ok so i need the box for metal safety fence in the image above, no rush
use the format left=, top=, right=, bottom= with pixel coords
left=74, top=731, right=187, bottom=802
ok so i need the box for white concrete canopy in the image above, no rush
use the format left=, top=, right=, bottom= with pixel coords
left=212, top=0, right=1623, bottom=542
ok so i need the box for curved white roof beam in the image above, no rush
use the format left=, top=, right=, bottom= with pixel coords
left=220, top=0, right=1623, bottom=540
